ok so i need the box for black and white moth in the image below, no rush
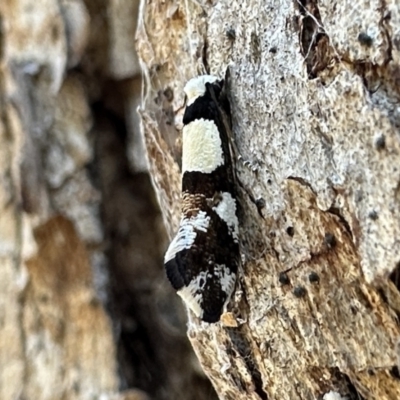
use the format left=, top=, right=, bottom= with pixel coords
left=164, top=75, right=240, bottom=323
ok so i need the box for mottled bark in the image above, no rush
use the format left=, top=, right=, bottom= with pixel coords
left=137, top=0, right=400, bottom=399
left=0, top=1, right=214, bottom=399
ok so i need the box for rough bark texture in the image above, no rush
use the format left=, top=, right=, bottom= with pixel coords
left=0, top=1, right=215, bottom=399
left=137, top=0, right=400, bottom=399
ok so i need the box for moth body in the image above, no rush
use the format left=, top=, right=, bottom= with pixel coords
left=164, top=75, right=239, bottom=323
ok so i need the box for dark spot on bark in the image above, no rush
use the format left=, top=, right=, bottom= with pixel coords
left=286, top=226, right=294, bottom=237
left=375, top=135, right=386, bottom=150
left=384, top=11, right=391, bottom=21
left=324, top=233, right=337, bottom=248
left=226, top=28, right=236, bottom=40
left=256, top=197, right=266, bottom=209
left=368, top=210, right=378, bottom=220
left=151, top=64, right=162, bottom=73
left=163, top=87, right=174, bottom=102
left=367, top=368, right=375, bottom=376
left=269, top=46, right=277, bottom=53
left=358, top=32, right=373, bottom=47
left=390, top=366, right=400, bottom=379
left=293, top=286, right=306, bottom=298
left=308, top=272, right=320, bottom=283
left=279, top=272, right=290, bottom=285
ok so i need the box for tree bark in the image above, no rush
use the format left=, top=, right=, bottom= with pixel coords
left=137, top=0, right=400, bottom=399
left=0, top=1, right=215, bottom=399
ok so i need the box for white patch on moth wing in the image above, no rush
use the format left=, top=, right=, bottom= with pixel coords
left=212, top=192, right=239, bottom=240
left=164, top=211, right=210, bottom=263
left=184, top=75, right=218, bottom=105
left=164, top=222, right=195, bottom=263
left=214, top=264, right=236, bottom=297
left=177, top=270, right=210, bottom=319
left=182, top=119, right=224, bottom=174
left=323, top=392, right=347, bottom=400
left=191, top=210, right=210, bottom=232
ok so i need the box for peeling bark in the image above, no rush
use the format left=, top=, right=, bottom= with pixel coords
left=137, top=0, right=400, bottom=399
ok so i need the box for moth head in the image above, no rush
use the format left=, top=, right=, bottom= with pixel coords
left=184, top=75, right=220, bottom=105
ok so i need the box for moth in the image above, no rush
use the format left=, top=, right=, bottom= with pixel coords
left=164, top=75, right=240, bottom=323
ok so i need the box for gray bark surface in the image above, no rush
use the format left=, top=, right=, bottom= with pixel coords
left=137, top=0, right=400, bottom=399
